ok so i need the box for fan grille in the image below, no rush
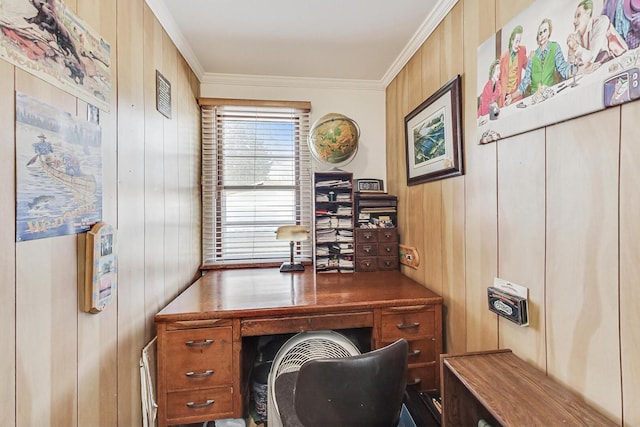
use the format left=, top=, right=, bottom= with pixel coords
left=267, top=331, right=361, bottom=427
left=274, top=337, right=356, bottom=377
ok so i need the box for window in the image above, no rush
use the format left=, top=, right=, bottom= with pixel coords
left=201, top=100, right=313, bottom=266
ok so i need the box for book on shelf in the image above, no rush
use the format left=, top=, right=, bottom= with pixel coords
left=316, top=179, right=352, bottom=188
left=336, top=205, right=352, bottom=215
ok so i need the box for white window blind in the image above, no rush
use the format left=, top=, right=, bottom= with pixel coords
left=201, top=102, right=313, bottom=266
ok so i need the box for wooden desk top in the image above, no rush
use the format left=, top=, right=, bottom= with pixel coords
left=442, top=350, right=617, bottom=426
left=155, top=268, right=442, bottom=323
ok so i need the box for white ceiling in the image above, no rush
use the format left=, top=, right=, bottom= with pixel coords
left=146, top=0, right=457, bottom=86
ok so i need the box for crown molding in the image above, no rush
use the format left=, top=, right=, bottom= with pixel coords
left=147, top=0, right=456, bottom=90
left=200, top=73, right=385, bottom=91
left=145, top=0, right=205, bottom=79
left=381, top=0, right=459, bottom=87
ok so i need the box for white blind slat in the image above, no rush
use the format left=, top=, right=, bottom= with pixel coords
left=202, top=103, right=312, bottom=265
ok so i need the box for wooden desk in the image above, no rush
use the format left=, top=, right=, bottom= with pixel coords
left=441, top=350, right=617, bottom=426
left=155, top=268, right=443, bottom=427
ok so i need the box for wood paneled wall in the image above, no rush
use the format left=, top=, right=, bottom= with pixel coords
left=0, top=0, right=201, bottom=425
left=385, top=0, right=638, bottom=424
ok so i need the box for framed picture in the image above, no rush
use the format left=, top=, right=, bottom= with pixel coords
left=405, top=74, right=463, bottom=185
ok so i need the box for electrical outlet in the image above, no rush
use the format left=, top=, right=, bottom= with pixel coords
left=399, top=244, right=420, bottom=269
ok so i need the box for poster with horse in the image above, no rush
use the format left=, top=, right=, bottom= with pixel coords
left=0, top=0, right=111, bottom=110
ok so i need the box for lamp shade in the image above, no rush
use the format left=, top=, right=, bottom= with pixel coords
left=276, top=225, right=309, bottom=241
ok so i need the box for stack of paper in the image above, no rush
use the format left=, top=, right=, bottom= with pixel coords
left=316, top=229, right=336, bottom=243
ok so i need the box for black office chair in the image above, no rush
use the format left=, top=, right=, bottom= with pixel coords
left=274, top=338, right=409, bottom=427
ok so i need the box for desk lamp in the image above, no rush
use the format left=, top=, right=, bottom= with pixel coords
left=276, top=225, right=308, bottom=272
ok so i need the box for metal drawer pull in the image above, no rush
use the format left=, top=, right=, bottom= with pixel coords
left=396, top=322, right=420, bottom=329
left=186, top=399, right=214, bottom=409
left=364, top=234, right=372, bottom=240
left=185, top=369, right=214, bottom=378
left=409, top=349, right=421, bottom=357
left=407, top=378, right=422, bottom=387
left=185, top=339, right=214, bottom=347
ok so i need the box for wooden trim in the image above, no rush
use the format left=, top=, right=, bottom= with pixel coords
left=198, top=97, right=311, bottom=110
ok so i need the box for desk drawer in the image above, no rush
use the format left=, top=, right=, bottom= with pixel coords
left=356, top=243, right=378, bottom=257
left=406, top=364, right=437, bottom=391
left=380, top=306, right=435, bottom=341
left=356, top=257, right=378, bottom=272
left=241, top=311, right=373, bottom=336
left=165, top=327, right=233, bottom=390
left=167, top=386, right=233, bottom=420
left=378, top=242, right=398, bottom=257
left=356, top=229, right=378, bottom=243
left=378, top=256, right=399, bottom=271
left=380, top=338, right=435, bottom=365
left=378, top=229, right=398, bottom=243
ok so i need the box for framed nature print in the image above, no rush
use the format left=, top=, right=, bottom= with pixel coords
left=405, top=74, right=463, bottom=185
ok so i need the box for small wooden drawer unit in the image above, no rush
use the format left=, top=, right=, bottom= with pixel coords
left=157, top=322, right=236, bottom=426
left=355, top=228, right=399, bottom=272
left=379, top=304, right=441, bottom=391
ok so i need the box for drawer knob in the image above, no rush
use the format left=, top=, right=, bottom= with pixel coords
left=185, top=369, right=215, bottom=378
left=409, top=349, right=421, bottom=357
left=364, top=247, right=372, bottom=253
left=385, top=247, right=392, bottom=253
left=396, top=322, right=420, bottom=330
left=185, top=339, right=214, bottom=347
left=407, top=378, right=422, bottom=387
left=186, top=399, right=215, bottom=409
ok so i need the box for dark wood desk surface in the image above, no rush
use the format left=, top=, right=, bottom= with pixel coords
left=155, top=268, right=443, bottom=324
left=155, top=268, right=444, bottom=426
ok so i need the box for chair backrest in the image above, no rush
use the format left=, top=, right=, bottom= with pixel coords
left=293, top=339, right=408, bottom=427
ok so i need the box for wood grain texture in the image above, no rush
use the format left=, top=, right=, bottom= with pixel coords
left=436, top=1, right=465, bottom=356
left=495, top=0, right=533, bottom=29
left=497, top=129, right=546, bottom=370
left=442, top=350, right=617, bottom=426
left=2, top=0, right=199, bottom=426
left=0, top=57, right=16, bottom=427
left=619, top=101, right=640, bottom=427
left=76, top=1, right=119, bottom=425
left=156, top=269, right=444, bottom=425
left=404, top=52, right=426, bottom=285
left=162, top=26, right=182, bottom=302
left=546, top=109, right=621, bottom=423
left=116, top=0, right=148, bottom=425
left=462, top=0, right=499, bottom=352
left=15, top=71, right=79, bottom=427
left=394, top=67, right=410, bottom=268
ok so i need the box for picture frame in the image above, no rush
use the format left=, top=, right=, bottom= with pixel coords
left=405, top=74, right=463, bottom=185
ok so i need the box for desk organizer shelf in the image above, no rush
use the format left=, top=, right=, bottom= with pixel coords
left=313, top=171, right=354, bottom=273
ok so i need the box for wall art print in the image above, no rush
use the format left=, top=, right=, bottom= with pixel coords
left=405, top=75, right=463, bottom=185
left=0, top=0, right=111, bottom=110
left=16, top=91, right=102, bottom=242
left=477, top=0, right=640, bottom=144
